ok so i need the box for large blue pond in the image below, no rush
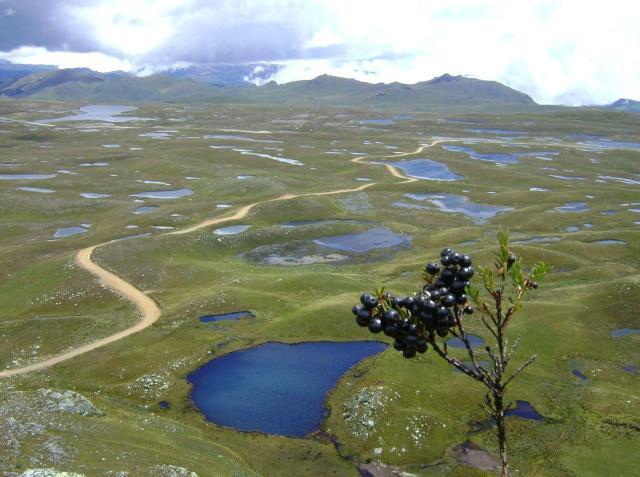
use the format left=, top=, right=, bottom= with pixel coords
left=442, top=145, right=558, bottom=164
left=41, top=105, right=149, bottom=123
left=386, top=159, right=462, bottom=181
left=313, top=227, right=411, bottom=253
left=188, top=341, right=387, bottom=436
left=401, top=193, right=512, bottom=224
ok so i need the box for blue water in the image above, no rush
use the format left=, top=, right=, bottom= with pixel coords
left=610, top=328, right=640, bottom=338
left=280, top=219, right=370, bottom=228
left=443, top=145, right=558, bottom=164
left=213, top=225, right=251, bottom=235
left=512, top=236, right=561, bottom=244
left=592, top=239, right=626, bottom=245
left=468, top=128, right=528, bottom=135
left=133, top=206, right=159, bottom=214
left=506, top=400, right=544, bottom=421
left=359, top=115, right=415, bottom=125
left=0, top=174, right=57, bottom=180
left=313, top=227, right=411, bottom=253
left=54, top=226, right=89, bottom=238
left=402, top=193, right=512, bottom=224
left=200, top=311, right=254, bottom=323
left=188, top=341, right=387, bottom=436
left=622, top=365, right=639, bottom=376
left=572, top=370, right=588, bottom=380
left=41, top=105, right=148, bottom=123
left=386, top=159, right=462, bottom=181
left=130, top=188, right=193, bottom=199
left=18, top=186, right=55, bottom=193
left=554, top=202, right=589, bottom=213
left=577, top=137, right=640, bottom=151
left=446, top=335, right=485, bottom=349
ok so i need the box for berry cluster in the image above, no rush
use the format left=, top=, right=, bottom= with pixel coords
left=352, top=248, right=474, bottom=358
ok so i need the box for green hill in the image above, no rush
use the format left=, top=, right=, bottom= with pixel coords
left=0, top=68, right=538, bottom=111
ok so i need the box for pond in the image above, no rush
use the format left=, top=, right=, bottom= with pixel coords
left=187, top=341, right=387, bottom=436
left=53, top=226, right=90, bottom=238
left=81, top=192, right=111, bottom=198
left=401, top=193, right=512, bottom=224
left=512, top=236, right=561, bottom=244
left=468, top=128, right=528, bottom=135
left=130, top=188, right=193, bottom=199
left=572, top=370, right=588, bottom=381
left=40, top=105, right=149, bottom=123
left=18, top=186, right=55, bottom=193
left=213, top=225, right=251, bottom=235
left=591, top=239, right=626, bottom=245
left=610, top=328, right=640, bottom=338
left=237, top=150, right=303, bottom=166
left=554, top=202, right=589, bottom=213
left=506, top=400, right=544, bottom=420
left=0, top=174, right=57, bottom=180
left=313, top=227, right=411, bottom=253
left=205, top=134, right=282, bottom=143
left=442, top=145, right=558, bottom=164
left=133, top=206, right=159, bottom=214
left=446, top=335, right=485, bottom=349
left=385, top=159, right=463, bottom=181
left=200, top=311, right=254, bottom=323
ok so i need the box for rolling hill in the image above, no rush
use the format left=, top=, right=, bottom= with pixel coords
left=0, top=67, right=538, bottom=111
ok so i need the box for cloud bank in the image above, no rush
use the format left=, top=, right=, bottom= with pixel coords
left=0, top=0, right=638, bottom=105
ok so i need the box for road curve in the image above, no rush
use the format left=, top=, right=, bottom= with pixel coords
left=0, top=140, right=448, bottom=377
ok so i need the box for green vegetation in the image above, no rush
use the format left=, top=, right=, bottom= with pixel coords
left=0, top=99, right=638, bottom=476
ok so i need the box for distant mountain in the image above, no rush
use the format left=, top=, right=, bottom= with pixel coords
left=0, top=68, right=538, bottom=111
left=605, top=98, right=640, bottom=112
left=0, top=59, right=56, bottom=84
left=164, top=63, right=281, bottom=86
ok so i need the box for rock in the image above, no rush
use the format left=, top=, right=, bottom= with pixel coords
left=452, top=440, right=500, bottom=471
left=19, top=470, right=85, bottom=477
left=37, top=389, right=103, bottom=417
left=146, top=465, right=199, bottom=477
left=358, top=461, right=416, bottom=477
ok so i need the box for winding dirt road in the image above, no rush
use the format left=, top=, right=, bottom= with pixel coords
left=1, top=140, right=447, bottom=378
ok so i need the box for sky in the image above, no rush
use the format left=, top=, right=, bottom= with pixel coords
left=0, top=0, right=638, bottom=105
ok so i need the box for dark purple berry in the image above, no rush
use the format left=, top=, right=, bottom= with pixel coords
left=459, top=266, right=474, bottom=280
left=461, top=255, right=472, bottom=267
left=426, top=262, right=440, bottom=275
left=403, top=348, right=417, bottom=358
left=360, top=293, right=379, bottom=309
left=463, top=306, right=474, bottom=315
left=368, top=318, right=383, bottom=333
left=441, top=248, right=453, bottom=257
left=442, top=294, right=456, bottom=307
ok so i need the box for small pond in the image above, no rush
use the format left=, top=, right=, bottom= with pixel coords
left=554, top=202, right=589, bottom=213
left=18, top=186, right=54, bottom=193
left=53, top=225, right=90, bottom=238
left=610, top=328, right=640, bottom=338
left=402, top=193, right=512, bottom=224
left=572, top=370, right=588, bottom=381
left=213, top=225, right=251, bottom=236
left=446, top=335, right=485, bottom=349
left=591, top=239, right=626, bottom=245
left=188, top=341, right=387, bottom=436
left=467, top=128, right=528, bottom=135
left=130, top=188, right=193, bottom=199
left=41, top=105, right=149, bottom=123
left=200, top=311, right=254, bottom=323
left=133, top=206, right=159, bottom=214
left=385, top=159, right=462, bottom=181
left=0, top=174, right=57, bottom=180
left=313, top=227, right=411, bottom=253
left=506, top=400, right=544, bottom=420
left=81, top=192, right=111, bottom=198
left=443, top=145, right=557, bottom=164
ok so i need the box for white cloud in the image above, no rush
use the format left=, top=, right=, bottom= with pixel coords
left=2, top=0, right=640, bottom=105
left=0, top=46, right=133, bottom=72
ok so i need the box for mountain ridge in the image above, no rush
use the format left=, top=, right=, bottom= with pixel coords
left=0, top=65, right=537, bottom=112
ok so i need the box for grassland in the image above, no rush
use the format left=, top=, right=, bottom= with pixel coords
left=0, top=99, right=638, bottom=476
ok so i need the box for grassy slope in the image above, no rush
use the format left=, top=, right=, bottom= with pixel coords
left=0, top=100, right=638, bottom=476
